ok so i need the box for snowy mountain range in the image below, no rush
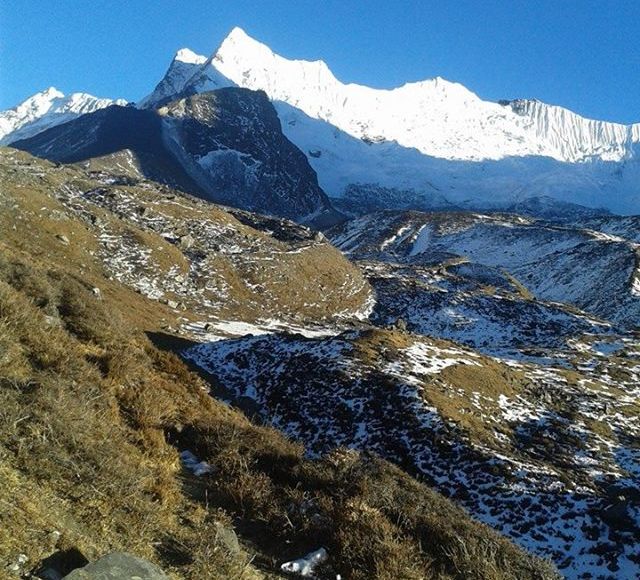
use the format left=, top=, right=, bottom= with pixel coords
left=0, top=86, right=125, bottom=145
left=3, top=27, right=640, bottom=215
left=139, top=27, right=640, bottom=215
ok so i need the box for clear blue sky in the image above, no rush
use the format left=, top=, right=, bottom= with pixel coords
left=1, top=0, right=638, bottom=123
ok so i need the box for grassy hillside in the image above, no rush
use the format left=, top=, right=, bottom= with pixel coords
left=0, top=148, right=557, bottom=578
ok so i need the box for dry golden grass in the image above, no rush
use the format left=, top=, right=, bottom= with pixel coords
left=0, top=148, right=558, bottom=579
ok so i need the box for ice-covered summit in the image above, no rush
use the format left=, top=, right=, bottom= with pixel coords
left=174, top=48, right=207, bottom=65
left=152, top=27, right=640, bottom=164
left=0, top=87, right=125, bottom=145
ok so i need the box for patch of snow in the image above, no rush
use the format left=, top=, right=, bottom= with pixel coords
left=280, top=547, right=328, bottom=577
left=180, top=450, right=213, bottom=476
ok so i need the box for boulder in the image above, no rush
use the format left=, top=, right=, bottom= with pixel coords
left=62, top=552, right=168, bottom=579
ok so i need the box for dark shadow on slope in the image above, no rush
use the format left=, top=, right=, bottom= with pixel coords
left=11, top=105, right=205, bottom=196
left=12, top=90, right=341, bottom=225
left=146, top=331, right=265, bottom=422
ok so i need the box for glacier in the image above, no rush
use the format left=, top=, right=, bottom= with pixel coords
left=140, top=27, right=640, bottom=215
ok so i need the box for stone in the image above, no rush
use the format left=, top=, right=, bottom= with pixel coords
left=177, top=234, right=195, bottom=250
left=62, top=552, right=169, bottom=579
left=393, top=318, right=408, bottom=332
left=214, top=521, right=241, bottom=554
left=56, top=234, right=70, bottom=245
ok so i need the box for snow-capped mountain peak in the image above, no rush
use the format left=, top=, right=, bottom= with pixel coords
left=0, top=88, right=125, bottom=145
left=174, top=48, right=207, bottom=65
left=134, top=28, right=640, bottom=214
left=189, top=27, right=640, bottom=165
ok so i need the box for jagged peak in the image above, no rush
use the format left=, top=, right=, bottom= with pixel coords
left=214, top=26, right=334, bottom=78
left=41, top=86, right=65, bottom=99
left=174, top=48, right=207, bottom=65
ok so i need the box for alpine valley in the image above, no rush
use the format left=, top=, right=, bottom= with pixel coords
left=1, top=27, right=638, bottom=580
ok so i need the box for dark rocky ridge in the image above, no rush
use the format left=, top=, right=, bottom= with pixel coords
left=159, top=88, right=337, bottom=223
left=11, top=105, right=202, bottom=194
left=12, top=88, right=339, bottom=225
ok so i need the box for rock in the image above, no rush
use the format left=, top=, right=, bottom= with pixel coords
left=602, top=499, right=634, bottom=531
left=166, top=300, right=179, bottom=309
left=214, top=522, right=241, bottom=554
left=7, top=553, right=28, bottom=574
left=177, top=234, right=195, bottom=250
left=62, top=552, right=169, bottom=579
left=91, top=287, right=102, bottom=299
left=56, top=234, right=70, bottom=245
left=393, top=317, right=408, bottom=332
left=36, top=568, right=63, bottom=580
left=281, top=547, right=328, bottom=577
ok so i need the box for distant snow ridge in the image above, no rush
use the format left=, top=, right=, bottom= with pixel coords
left=171, top=27, right=640, bottom=164
left=0, top=87, right=125, bottom=145
left=137, top=27, right=640, bottom=215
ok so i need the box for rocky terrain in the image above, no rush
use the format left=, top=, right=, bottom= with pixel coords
left=329, top=210, right=640, bottom=330
left=185, top=325, right=640, bottom=578
left=2, top=25, right=639, bottom=580
left=0, top=148, right=563, bottom=579
left=0, top=148, right=369, bottom=332
left=13, top=88, right=337, bottom=225
left=2, top=142, right=639, bottom=580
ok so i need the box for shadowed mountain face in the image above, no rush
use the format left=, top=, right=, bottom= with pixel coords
left=12, top=88, right=337, bottom=224
left=159, top=88, right=335, bottom=222
left=11, top=105, right=202, bottom=194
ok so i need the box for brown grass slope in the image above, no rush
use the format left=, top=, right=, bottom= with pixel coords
left=0, top=149, right=557, bottom=579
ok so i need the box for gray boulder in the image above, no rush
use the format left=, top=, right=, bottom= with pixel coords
left=63, top=552, right=168, bottom=579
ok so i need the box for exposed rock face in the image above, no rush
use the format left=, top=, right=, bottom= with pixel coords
left=159, top=88, right=335, bottom=222
left=11, top=105, right=201, bottom=195
left=13, top=88, right=338, bottom=224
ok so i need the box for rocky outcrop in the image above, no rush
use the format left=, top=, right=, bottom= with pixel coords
left=159, top=88, right=335, bottom=222
left=13, top=88, right=338, bottom=224
left=63, top=552, right=168, bottom=579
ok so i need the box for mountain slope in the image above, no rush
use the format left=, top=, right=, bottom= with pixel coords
left=0, top=147, right=558, bottom=579
left=0, top=87, right=125, bottom=145
left=12, top=89, right=338, bottom=223
left=330, top=210, right=640, bottom=329
left=184, top=327, right=640, bottom=578
left=141, top=27, right=640, bottom=214
left=138, top=48, right=208, bottom=108
left=159, top=88, right=336, bottom=222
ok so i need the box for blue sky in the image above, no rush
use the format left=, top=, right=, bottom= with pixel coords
left=1, top=0, right=638, bottom=123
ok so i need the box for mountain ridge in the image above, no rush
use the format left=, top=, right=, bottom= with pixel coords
left=131, top=27, right=640, bottom=215
left=0, top=87, right=125, bottom=145
left=173, top=27, right=640, bottom=164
